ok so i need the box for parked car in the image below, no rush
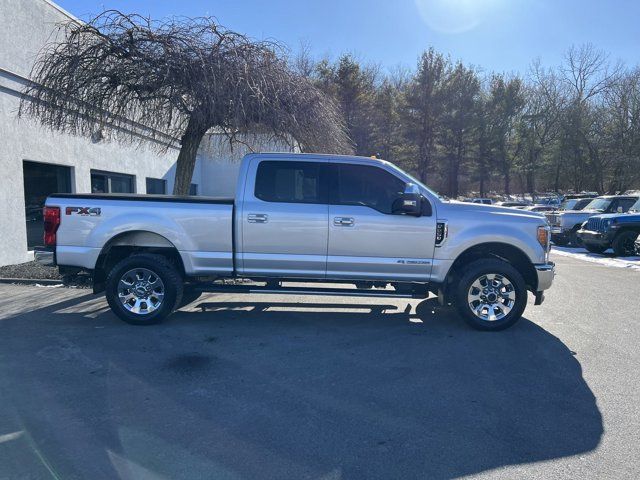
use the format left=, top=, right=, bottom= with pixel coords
left=577, top=198, right=640, bottom=256
left=524, top=205, right=557, bottom=213
left=545, top=195, right=639, bottom=246
left=500, top=201, right=532, bottom=209
left=636, top=236, right=640, bottom=255
left=557, top=197, right=595, bottom=211
left=534, top=197, right=562, bottom=207
left=467, top=198, right=493, bottom=205
left=35, top=153, right=554, bottom=331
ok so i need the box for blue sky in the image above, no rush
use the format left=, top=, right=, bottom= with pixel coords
left=55, top=0, right=640, bottom=76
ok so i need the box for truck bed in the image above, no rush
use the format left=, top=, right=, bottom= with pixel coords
left=49, top=193, right=234, bottom=204
left=47, top=193, right=235, bottom=276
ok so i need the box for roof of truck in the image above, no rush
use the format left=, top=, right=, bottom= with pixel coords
left=250, top=152, right=389, bottom=163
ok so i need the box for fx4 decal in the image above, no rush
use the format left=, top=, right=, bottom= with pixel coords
left=65, top=207, right=101, bottom=216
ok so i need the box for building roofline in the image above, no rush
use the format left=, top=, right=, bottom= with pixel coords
left=42, top=0, right=81, bottom=23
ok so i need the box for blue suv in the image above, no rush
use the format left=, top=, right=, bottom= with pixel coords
left=577, top=198, right=640, bottom=256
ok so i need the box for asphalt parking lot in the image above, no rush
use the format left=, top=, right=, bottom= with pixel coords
left=0, top=253, right=638, bottom=479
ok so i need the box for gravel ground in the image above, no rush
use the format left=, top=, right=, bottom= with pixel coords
left=0, top=261, right=92, bottom=287
left=0, top=261, right=62, bottom=279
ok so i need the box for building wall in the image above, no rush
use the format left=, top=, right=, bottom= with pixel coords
left=0, top=0, right=292, bottom=266
left=198, top=133, right=296, bottom=197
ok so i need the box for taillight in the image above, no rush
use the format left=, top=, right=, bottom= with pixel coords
left=43, top=206, right=61, bottom=246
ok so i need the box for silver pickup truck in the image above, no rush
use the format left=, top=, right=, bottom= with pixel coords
left=36, top=153, right=554, bottom=331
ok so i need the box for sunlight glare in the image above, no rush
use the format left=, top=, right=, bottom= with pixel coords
left=415, top=0, right=502, bottom=34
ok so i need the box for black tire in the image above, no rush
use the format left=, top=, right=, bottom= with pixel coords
left=612, top=230, right=639, bottom=257
left=568, top=229, right=583, bottom=247
left=454, top=259, right=527, bottom=331
left=105, top=253, right=183, bottom=325
left=552, top=236, right=568, bottom=247
left=584, top=243, right=607, bottom=254
left=177, top=288, right=203, bottom=309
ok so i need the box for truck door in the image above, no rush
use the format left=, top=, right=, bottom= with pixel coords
left=327, top=161, right=436, bottom=281
left=239, top=158, right=329, bottom=278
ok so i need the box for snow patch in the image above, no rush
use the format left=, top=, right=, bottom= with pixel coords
left=552, top=246, right=640, bottom=271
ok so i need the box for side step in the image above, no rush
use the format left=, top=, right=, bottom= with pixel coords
left=194, top=284, right=429, bottom=299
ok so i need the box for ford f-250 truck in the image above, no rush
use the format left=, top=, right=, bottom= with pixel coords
left=35, top=153, right=555, bottom=331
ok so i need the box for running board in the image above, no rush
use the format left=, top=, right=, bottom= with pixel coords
left=194, top=284, right=428, bottom=299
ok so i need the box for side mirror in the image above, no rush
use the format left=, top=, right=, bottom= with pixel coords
left=393, top=183, right=422, bottom=216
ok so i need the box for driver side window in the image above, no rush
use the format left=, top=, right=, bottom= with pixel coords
left=332, top=164, right=405, bottom=214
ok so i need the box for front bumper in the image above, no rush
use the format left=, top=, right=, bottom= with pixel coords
left=577, top=229, right=612, bottom=247
left=535, top=262, right=555, bottom=291
left=550, top=228, right=571, bottom=243
left=34, top=247, right=55, bottom=266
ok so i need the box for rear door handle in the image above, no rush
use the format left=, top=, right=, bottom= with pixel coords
left=334, top=216, right=354, bottom=227
left=248, top=213, right=268, bottom=223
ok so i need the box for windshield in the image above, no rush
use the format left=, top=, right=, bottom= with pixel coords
left=385, top=162, right=443, bottom=200
left=584, top=198, right=612, bottom=212
left=574, top=198, right=593, bottom=210
left=560, top=199, right=578, bottom=210
left=630, top=198, right=640, bottom=213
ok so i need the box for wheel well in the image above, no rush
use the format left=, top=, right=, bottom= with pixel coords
left=444, top=242, right=538, bottom=295
left=92, top=231, right=185, bottom=293
left=615, top=226, right=640, bottom=236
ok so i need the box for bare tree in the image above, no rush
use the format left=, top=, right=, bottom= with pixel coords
left=20, top=11, right=350, bottom=194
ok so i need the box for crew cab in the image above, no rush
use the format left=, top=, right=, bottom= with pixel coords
left=545, top=195, right=639, bottom=246
left=577, top=198, right=640, bottom=256
left=36, top=153, right=555, bottom=331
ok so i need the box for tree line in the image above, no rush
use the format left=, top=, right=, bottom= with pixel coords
left=297, top=44, right=640, bottom=197
left=22, top=11, right=639, bottom=197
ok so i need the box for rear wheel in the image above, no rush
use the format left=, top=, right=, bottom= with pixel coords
left=106, top=253, right=183, bottom=325
left=584, top=243, right=607, bottom=254
left=552, top=236, right=568, bottom=247
left=612, top=231, right=639, bottom=257
left=568, top=229, right=582, bottom=247
left=454, top=259, right=527, bottom=331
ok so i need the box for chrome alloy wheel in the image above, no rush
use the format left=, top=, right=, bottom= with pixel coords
left=467, top=273, right=516, bottom=322
left=117, top=268, right=165, bottom=315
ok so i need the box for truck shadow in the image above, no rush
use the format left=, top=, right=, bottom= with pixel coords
left=0, top=293, right=602, bottom=480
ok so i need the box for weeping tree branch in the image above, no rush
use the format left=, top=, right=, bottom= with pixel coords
left=20, top=10, right=352, bottom=194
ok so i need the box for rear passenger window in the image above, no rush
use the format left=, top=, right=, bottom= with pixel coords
left=255, top=161, right=327, bottom=204
left=333, top=164, right=405, bottom=214
left=617, top=198, right=638, bottom=212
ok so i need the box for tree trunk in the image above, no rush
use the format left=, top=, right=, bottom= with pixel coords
left=504, top=169, right=511, bottom=195
left=173, top=118, right=208, bottom=195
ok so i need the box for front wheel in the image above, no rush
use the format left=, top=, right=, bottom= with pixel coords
left=612, top=231, right=638, bottom=257
left=568, top=229, right=583, bottom=247
left=105, top=253, right=183, bottom=325
left=454, top=259, right=527, bottom=331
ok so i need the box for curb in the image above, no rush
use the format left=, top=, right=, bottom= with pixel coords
left=0, top=277, right=63, bottom=286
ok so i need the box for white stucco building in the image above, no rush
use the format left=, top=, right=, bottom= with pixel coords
left=0, top=0, right=293, bottom=266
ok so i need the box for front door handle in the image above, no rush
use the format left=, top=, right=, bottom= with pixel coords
left=334, top=216, right=354, bottom=227
left=248, top=213, right=268, bottom=223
